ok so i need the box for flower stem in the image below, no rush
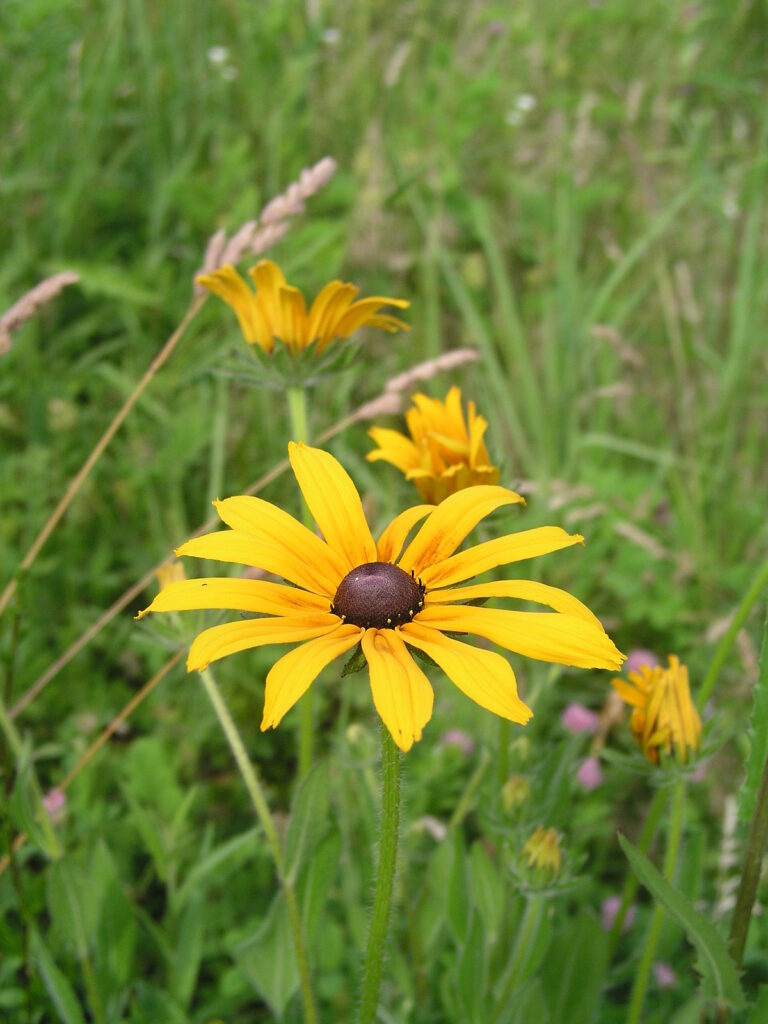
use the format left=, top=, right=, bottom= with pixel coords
left=286, top=384, right=315, bottom=779
left=626, top=780, right=685, bottom=1024
left=358, top=725, right=401, bottom=1024
left=697, top=554, right=768, bottom=709
left=199, top=668, right=318, bottom=1024
left=497, top=718, right=510, bottom=789
left=729, top=741, right=768, bottom=967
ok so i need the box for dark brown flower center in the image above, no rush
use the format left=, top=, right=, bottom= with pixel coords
left=331, top=562, right=425, bottom=629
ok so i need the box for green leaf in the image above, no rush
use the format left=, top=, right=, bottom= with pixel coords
left=456, top=914, right=488, bottom=1022
left=341, top=642, right=366, bottom=677
left=619, top=833, right=745, bottom=1008
left=299, top=829, right=341, bottom=942
left=469, top=841, right=504, bottom=940
left=284, top=761, right=330, bottom=881
left=90, top=841, right=137, bottom=991
left=46, top=859, right=97, bottom=961
left=539, top=911, right=607, bottom=1024
left=169, top=896, right=205, bottom=1010
left=447, top=830, right=471, bottom=943
left=174, top=827, right=260, bottom=911
left=31, top=929, right=86, bottom=1024
left=746, top=984, right=768, bottom=1024
left=234, top=893, right=298, bottom=1019
left=740, top=611, right=768, bottom=822
left=9, top=739, right=59, bottom=858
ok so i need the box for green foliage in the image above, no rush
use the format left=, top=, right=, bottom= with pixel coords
left=2, top=0, right=767, bottom=1019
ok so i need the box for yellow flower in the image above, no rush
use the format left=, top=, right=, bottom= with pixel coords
left=612, top=655, right=701, bottom=764
left=367, top=386, right=500, bottom=504
left=195, top=259, right=409, bottom=355
left=154, top=559, right=186, bottom=591
left=523, top=826, right=561, bottom=877
left=502, top=773, right=531, bottom=812
left=137, top=444, right=623, bottom=752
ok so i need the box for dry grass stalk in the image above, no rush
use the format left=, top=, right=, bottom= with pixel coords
left=194, top=156, right=337, bottom=291
left=12, top=348, right=481, bottom=717
left=0, top=271, right=80, bottom=355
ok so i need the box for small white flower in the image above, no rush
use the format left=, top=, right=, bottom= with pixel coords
left=207, top=45, right=230, bottom=66
left=322, top=27, right=341, bottom=45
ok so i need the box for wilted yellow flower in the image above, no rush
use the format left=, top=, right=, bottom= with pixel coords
left=523, top=826, right=561, bottom=876
left=138, top=444, right=623, bottom=752
left=612, top=655, right=701, bottom=764
left=502, top=773, right=531, bottom=811
left=367, top=386, right=500, bottom=504
left=196, top=259, right=409, bottom=355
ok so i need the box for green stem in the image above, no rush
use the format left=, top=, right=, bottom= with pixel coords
left=729, top=740, right=768, bottom=967
left=358, top=725, right=401, bottom=1024
left=607, top=787, right=666, bottom=956
left=449, top=748, right=490, bottom=831
left=697, top=555, right=768, bottom=708
left=199, top=668, right=318, bottom=1024
left=626, top=780, right=685, bottom=1024
left=287, top=385, right=315, bottom=779
left=497, top=718, right=510, bottom=789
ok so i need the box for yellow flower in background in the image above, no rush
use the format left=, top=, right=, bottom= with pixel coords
left=154, top=559, right=186, bottom=591
left=196, top=259, right=410, bottom=355
left=523, top=827, right=561, bottom=877
left=612, top=655, right=701, bottom=764
left=137, top=444, right=623, bottom=752
left=367, top=386, right=499, bottom=504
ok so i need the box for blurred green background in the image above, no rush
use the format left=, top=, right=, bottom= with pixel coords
left=2, top=1, right=768, bottom=1021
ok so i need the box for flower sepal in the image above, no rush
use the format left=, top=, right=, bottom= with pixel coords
left=214, top=337, right=364, bottom=392
left=341, top=642, right=367, bottom=677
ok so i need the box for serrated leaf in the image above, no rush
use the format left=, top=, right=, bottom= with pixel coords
left=284, top=761, right=330, bottom=881
left=739, top=612, right=768, bottom=822
left=31, top=929, right=86, bottom=1024
left=619, top=833, right=744, bottom=1008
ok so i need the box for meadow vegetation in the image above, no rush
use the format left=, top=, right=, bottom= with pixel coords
left=2, top=1, right=768, bottom=1021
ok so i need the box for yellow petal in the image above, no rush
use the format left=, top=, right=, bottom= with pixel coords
left=612, top=677, right=646, bottom=708
left=314, top=284, right=359, bottom=353
left=366, top=428, right=421, bottom=474
left=136, top=577, right=328, bottom=619
left=400, top=622, right=532, bottom=724
left=376, top=505, right=434, bottom=563
left=398, top=485, right=525, bottom=576
left=425, top=579, right=603, bottom=627
left=415, top=605, right=624, bottom=670
left=248, top=260, right=288, bottom=333
left=187, top=613, right=340, bottom=671
left=422, top=527, right=584, bottom=589
left=177, top=531, right=339, bottom=597
left=288, top=443, right=377, bottom=569
left=306, top=281, right=346, bottom=343
left=278, top=285, right=308, bottom=351
left=362, top=629, right=433, bottom=752
left=261, top=626, right=362, bottom=729
left=196, top=265, right=273, bottom=351
left=213, top=495, right=348, bottom=582
left=333, top=296, right=410, bottom=337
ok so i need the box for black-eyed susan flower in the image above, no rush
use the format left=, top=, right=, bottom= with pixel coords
left=137, top=444, right=623, bottom=752
left=523, top=826, right=561, bottom=877
left=367, top=386, right=499, bottom=503
left=195, top=259, right=409, bottom=356
left=612, top=655, right=701, bottom=764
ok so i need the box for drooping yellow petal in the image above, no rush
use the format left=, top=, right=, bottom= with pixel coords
left=261, top=626, right=362, bottom=729
left=196, top=265, right=273, bottom=351
left=362, top=629, right=434, bottom=752
left=422, top=527, right=585, bottom=589
left=214, top=496, right=348, bottom=581
left=305, top=280, right=346, bottom=343
left=398, top=485, right=525, bottom=576
left=176, top=531, right=339, bottom=597
left=187, top=613, right=341, bottom=671
left=415, top=605, right=624, bottom=670
left=375, top=505, right=434, bottom=563
left=425, top=579, right=603, bottom=627
left=400, top=622, right=532, bottom=724
left=367, top=428, right=421, bottom=474
left=288, top=442, right=377, bottom=569
left=137, top=578, right=328, bottom=619
left=612, top=677, right=647, bottom=708
left=314, top=284, right=359, bottom=353
left=334, top=296, right=411, bottom=337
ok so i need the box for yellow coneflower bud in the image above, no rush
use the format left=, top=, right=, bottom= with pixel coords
left=612, top=655, right=701, bottom=764
left=502, top=773, right=531, bottom=812
left=154, top=559, right=186, bottom=592
left=523, top=826, right=561, bottom=877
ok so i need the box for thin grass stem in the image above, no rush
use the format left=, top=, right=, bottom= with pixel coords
left=198, top=667, right=318, bottom=1024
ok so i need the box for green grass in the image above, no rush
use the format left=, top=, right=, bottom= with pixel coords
left=2, top=0, right=768, bottom=1021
